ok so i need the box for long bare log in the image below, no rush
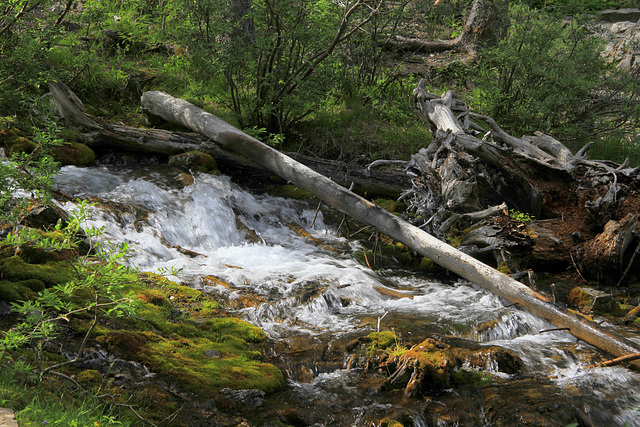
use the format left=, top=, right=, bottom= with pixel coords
left=141, top=90, right=640, bottom=365
left=47, top=82, right=407, bottom=197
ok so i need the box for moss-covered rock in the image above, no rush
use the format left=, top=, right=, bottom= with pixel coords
left=374, top=198, right=406, bottom=214
left=366, top=331, right=398, bottom=350
left=378, top=338, right=521, bottom=397
left=76, top=369, right=103, bottom=386
left=6, top=136, right=37, bottom=155
left=51, top=142, right=96, bottom=166
left=568, top=286, right=622, bottom=315
left=0, top=256, right=75, bottom=286
left=168, top=151, right=219, bottom=174
left=418, top=257, right=435, bottom=271
left=0, top=279, right=45, bottom=302
left=90, top=275, right=285, bottom=398
left=265, top=184, right=314, bottom=200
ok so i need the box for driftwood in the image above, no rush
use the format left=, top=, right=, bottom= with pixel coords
left=410, top=79, right=640, bottom=284
left=139, top=89, right=640, bottom=366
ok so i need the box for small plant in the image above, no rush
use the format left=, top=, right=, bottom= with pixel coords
left=509, top=209, right=534, bottom=223
left=243, top=126, right=285, bottom=147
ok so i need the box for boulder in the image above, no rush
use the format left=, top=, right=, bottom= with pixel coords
left=599, top=8, right=640, bottom=23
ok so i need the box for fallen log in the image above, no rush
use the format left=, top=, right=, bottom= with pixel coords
left=409, top=79, right=640, bottom=284
left=141, top=90, right=640, bottom=366
left=48, top=82, right=408, bottom=198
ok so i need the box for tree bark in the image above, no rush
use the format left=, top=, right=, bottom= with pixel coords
left=140, top=89, right=640, bottom=366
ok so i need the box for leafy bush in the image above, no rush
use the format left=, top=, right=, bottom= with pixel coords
left=473, top=5, right=608, bottom=138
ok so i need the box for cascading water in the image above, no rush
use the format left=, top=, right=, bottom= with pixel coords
left=54, top=165, right=640, bottom=426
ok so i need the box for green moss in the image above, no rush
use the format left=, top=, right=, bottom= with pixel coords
left=265, top=184, right=314, bottom=200
left=0, top=256, right=75, bottom=286
left=374, top=198, right=406, bottom=214
left=497, top=262, right=512, bottom=275
left=450, top=368, right=491, bottom=387
left=6, top=136, right=37, bottom=155
left=398, top=251, right=413, bottom=266
left=418, top=257, right=435, bottom=271
left=396, top=339, right=457, bottom=391
left=0, top=279, right=45, bottom=302
left=137, top=334, right=284, bottom=396
left=51, top=143, right=96, bottom=166
left=366, top=331, right=398, bottom=350
left=76, top=369, right=103, bottom=386
left=88, top=274, right=285, bottom=396
left=168, top=151, right=220, bottom=174
left=380, top=419, right=404, bottom=427
left=567, top=287, right=590, bottom=309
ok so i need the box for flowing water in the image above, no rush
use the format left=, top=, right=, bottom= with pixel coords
left=54, top=165, right=640, bottom=426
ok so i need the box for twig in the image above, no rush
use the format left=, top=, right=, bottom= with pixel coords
left=350, top=225, right=372, bottom=238
left=160, top=405, right=184, bottom=425
left=310, top=200, right=322, bottom=228
left=569, top=251, right=588, bottom=282
left=98, top=394, right=158, bottom=426
left=363, top=252, right=372, bottom=269
left=495, top=302, right=519, bottom=311
left=539, top=327, right=570, bottom=334
left=48, top=370, right=83, bottom=390
left=588, top=352, right=640, bottom=368
left=377, top=311, right=388, bottom=332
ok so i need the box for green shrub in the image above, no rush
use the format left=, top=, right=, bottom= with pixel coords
left=473, top=5, right=608, bottom=138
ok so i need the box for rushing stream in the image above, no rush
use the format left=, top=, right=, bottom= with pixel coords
left=54, top=165, right=640, bottom=426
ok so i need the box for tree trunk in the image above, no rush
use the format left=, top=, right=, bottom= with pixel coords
left=385, top=0, right=508, bottom=55
left=139, top=89, right=640, bottom=365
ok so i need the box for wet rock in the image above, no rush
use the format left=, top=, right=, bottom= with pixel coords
left=220, top=388, right=265, bottom=408
left=482, top=378, right=581, bottom=426
left=78, top=349, right=154, bottom=387
left=51, top=142, right=96, bottom=166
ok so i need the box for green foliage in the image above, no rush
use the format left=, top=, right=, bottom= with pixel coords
left=511, top=0, right=637, bottom=13
left=0, top=202, right=135, bottom=377
left=586, top=134, right=640, bottom=166
left=0, top=120, right=60, bottom=226
left=508, top=209, right=534, bottom=223
left=0, top=368, right=131, bottom=426
left=473, top=5, right=608, bottom=137
left=243, top=126, right=285, bottom=147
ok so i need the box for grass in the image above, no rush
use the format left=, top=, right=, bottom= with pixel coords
left=292, top=96, right=432, bottom=162
left=0, top=369, right=132, bottom=426
left=583, top=134, right=640, bottom=166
